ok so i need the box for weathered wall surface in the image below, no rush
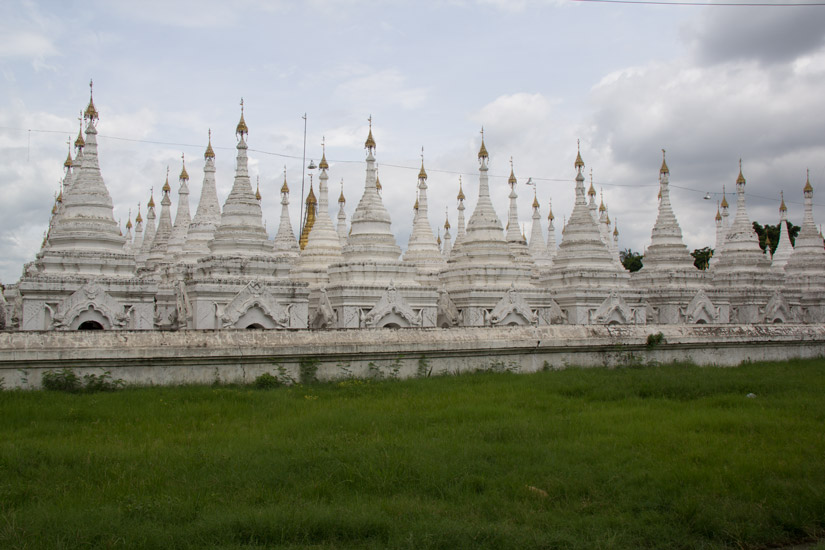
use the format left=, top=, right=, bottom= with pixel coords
left=1, top=324, right=823, bottom=389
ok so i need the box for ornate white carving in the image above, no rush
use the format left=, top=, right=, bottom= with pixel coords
left=363, top=282, right=419, bottom=328
left=593, top=290, right=633, bottom=325
left=685, top=290, right=718, bottom=324
left=52, top=282, right=125, bottom=330
left=221, top=281, right=292, bottom=329
left=489, top=285, right=537, bottom=326
left=765, top=290, right=791, bottom=323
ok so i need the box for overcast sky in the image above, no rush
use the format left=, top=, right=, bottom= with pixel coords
left=2, top=0, right=825, bottom=283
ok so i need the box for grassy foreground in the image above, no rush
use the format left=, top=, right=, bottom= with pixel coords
left=2, top=360, right=825, bottom=549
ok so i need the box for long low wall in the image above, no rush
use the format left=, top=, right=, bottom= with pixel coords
left=1, top=324, right=824, bottom=389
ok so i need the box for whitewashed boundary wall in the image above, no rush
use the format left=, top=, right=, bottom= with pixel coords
left=1, top=324, right=824, bottom=389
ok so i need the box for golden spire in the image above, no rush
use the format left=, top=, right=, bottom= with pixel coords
left=136, top=203, right=143, bottom=223
left=437, top=231, right=442, bottom=247
left=418, top=147, right=427, bottom=180
left=179, top=153, right=189, bottom=181
left=715, top=201, right=722, bottom=222
left=56, top=183, right=63, bottom=203
left=606, top=212, right=611, bottom=225
left=532, top=194, right=539, bottom=209
left=126, top=208, right=133, bottom=229
left=255, top=176, right=262, bottom=201
left=74, top=112, right=85, bottom=149
left=413, top=196, right=419, bottom=211
left=457, top=175, right=465, bottom=201
left=588, top=169, right=596, bottom=197
left=444, top=207, right=451, bottom=230
left=236, top=98, right=248, bottom=137
left=84, top=79, right=98, bottom=121
left=365, top=115, right=376, bottom=150
left=319, top=137, right=329, bottom=170
left=613, top=221, right=619, bottom=237
left=736, top=159, right=746, bottom=184
left=162, top=167, right=171, bottom=193
left=281, top=167, right=289, bottom=194
left=574, top=139, right=584, bottom=170
left=804, top=168, right=813, bottom=194
left=299, top=176, right=317, bottom=250
left=547, top=200, right=554, bottom=221
left=63, top=139, right=73, bottom=168
left=338, top=179, right=345, bottom=204
left=780, top=191, right=787, bottom=212
left=660, top=149, right=669, bottom=174
left=508, top=157, right=517, bottom=186
left=148, top=189, right=155, bottom=208
left=478, top=127, right=489, bottom=160
left=598, top=189, right=606, bottom=212
left=204, top=129, right=215, bottom=159
left=521, top=224, right=527, bottom=241
left=375, top=169, right=382, bottom=192
left=720, top=185, right=729, bottom=208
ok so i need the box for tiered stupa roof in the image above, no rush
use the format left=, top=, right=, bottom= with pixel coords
left=208, top=100, right=274, bottom=257
left=638, top=150, right=695, bottom=273
left=771, top=192, right=793, bottom=272
left=180, top=130, right=222, bottom=264
left=403, top=152, right=445, bottom=275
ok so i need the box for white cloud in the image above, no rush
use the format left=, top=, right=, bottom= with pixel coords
left=335, top=68, right=430, bottom=111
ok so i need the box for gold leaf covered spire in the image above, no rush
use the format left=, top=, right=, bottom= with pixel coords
left=63, top=140, right=73, bottom=168
left=162, top=167, right=171, bottom=193
left=148, top=189, right=156, bottom=208
left=660, top=149, right=669, bottom=174
left=478, top=127, right=489, bottom=160
left=444, top=207, right=451, bottom=230
left=736, top=159, right=746, bottom=184
left=588, top=169, right=596, bottom=198
left=364, top=115, right=376, bottom=150
left=204, top=129, right=215, bottom=159
left=457, top=175, right=465, bottom=201
left=599, top=189, right=606, bottom=212
left=84, top=79, right=98, bottom=121
left=74, top=112, right=85, bottom=149
left=418, top=147, right=427, bottom=180
left=255, top=176, right=262, bottom=201
left=715, top=201, right=722, bottom=222
left=575, top=139, right=585, bottom=170
left=319, top=137, right=329, bottom=170
left=720, top=185, right=729, bottom=208
left=236, top=98, right=248, bottom=137
left=179, top=153, right=189, bottom=181
left=547, top=200, right=554, bottom=221
left=281, top=167, right=289, bottom=194
left=508, top=157, right=517, bottom=186
left=804, top=168, right=813, bottom=194
left=136, top=203, right=143, bottom=223
left=780, top=191, right=787, bottom=212
left=338, top=179, right=346, bottom=204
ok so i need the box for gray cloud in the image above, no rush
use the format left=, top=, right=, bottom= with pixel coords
left=685, top=5, right=825, bottom=65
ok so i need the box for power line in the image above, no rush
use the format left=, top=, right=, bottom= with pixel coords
left=573, top=0, right=825, bottom=6
left=1, top=124, right=820, bottom=206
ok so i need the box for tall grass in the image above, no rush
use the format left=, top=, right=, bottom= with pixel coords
left=1, top=359, right=824, bottom=549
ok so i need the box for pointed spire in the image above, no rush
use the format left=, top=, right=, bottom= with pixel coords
left=457, top=175, right=465, bottom=201
left=204, top=128, right=215, bottom=159
left=418, top=147, right=427, bottom=180
left=319, top=136, right=329, bottom=170
left=364, top=115, right=376, bottom=151
left=255, top=176, right=262, bottom=201
left=588, top=169, right=596, bottom=199
left=338, top=179, right=345, bottom=203
left=780, top=191, right=787, bottom=213
left=84, top=79, right=98, bottom=122
left=660, top=149, right=669, bottom=175
left=804, top=168, right=813, bottom=195
left=63, top=141, right=73, bottom=169
left=281, top=167, right=290, bottom=195
left=547, top=200, right=554, bottom=221
left=575, top=139, right=585, bottom=171
left=715, top=202, right=722, bottom=222
left=236, top=98, right=248, bottom=137
left=721, top=185, right=729, bottom=209
left=162, top=166, right=171, bottom=193
left=478, top=126, right=488, bottom=160
left=179, top=152, right=189, bottom=181
left=135, top=203, right=143, bottom=223
left=74, top=112, right=85, bottom=149
left=736, top=159, right=746, bottom=185
left=508, top=157, right=517, bottom=186
left=299, top=174, right=317, bottom=250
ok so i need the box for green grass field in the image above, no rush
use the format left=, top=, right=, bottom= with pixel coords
left=2, top=359, right=825, bottom=549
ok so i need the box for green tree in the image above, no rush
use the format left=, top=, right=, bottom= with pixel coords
left=691, top=247, right=713, bottom=270
left=620, top=249, right=643, bottom=272
left=753, top=220, right=800, bottom=255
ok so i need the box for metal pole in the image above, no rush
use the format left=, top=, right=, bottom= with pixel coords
left=300, top=113, right=307, bottom=231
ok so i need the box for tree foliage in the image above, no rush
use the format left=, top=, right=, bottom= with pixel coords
left=620, top=249, right=643, bottom=272
left=691, top=247, right=713, bottom=270
left=753, top=220, right=800, bottom=255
